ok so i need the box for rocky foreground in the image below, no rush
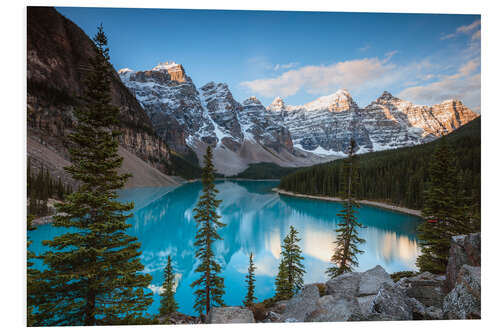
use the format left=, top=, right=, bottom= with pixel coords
left=161, top=232, right=480, bottom=324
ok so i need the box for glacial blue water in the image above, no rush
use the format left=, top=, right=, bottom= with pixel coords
left=28, top=180, right=422, bottom=316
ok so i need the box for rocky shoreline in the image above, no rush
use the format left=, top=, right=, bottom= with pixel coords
left=272, top=188, right=422, bottom=217
left=160, top=232, right=480, bottom=324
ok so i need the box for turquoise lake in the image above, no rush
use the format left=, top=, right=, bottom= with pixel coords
left=28, top=180, right=422, bottom=316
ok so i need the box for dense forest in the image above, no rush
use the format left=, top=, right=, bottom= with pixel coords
left=279, top=118, right=480, bottom=211
left=167, top=150, right=202, bottom=179
left=231, top=162, right=299, bottom=179
left=27, top=158, right=72, bottom=216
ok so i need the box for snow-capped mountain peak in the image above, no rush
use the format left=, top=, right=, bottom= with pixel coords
left=152, top=61, right=181, bottom=71
left=268, top=96, right=286, bottom=112
left=302, top=88, right=358, bottom=112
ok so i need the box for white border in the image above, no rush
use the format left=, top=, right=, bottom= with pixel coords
left=2, top=1, right=499, bottom=332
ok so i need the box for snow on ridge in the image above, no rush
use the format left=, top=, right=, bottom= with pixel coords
left=118, top=68, right=134, bottom=74
left=295, top=143, right=347, bottom=157
left=152, top=61, right=181, bottom=71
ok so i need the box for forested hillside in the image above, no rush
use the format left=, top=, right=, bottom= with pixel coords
left=279, top=117, right=480, bottom=210
left=231, top=163, right=299, bottom=179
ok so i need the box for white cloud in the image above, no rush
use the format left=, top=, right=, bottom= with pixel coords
left=241, top=57, right=395, bottom=98
left=399, top=58, right=481, bottom=112
left=441, top=19, right=481, bottom=41
left=273, top=62, right=299, bottom=71
left=472, top=30, right=481, bottom=41
left=457, top=19, right=481, bottom=34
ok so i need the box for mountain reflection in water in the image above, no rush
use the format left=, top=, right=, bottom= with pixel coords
left=29, top=180, right=421, bottom=316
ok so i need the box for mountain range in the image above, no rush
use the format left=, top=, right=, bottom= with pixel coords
left=119, top=62, right=478, bottom=175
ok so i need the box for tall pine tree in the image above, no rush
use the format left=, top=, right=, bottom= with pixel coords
left=243, top=252, right=256, bottom=307
left=326, top=139, right=365, bottom=278
left=190, top=146, right=226, bottom=316
left=159, top=256, right=178, bottom=318
left=32, top=25, right=153, bottom=326
left=274, top=225, right=305, bottom=300
left=27, top=215, right=41, bottom=326
left=416, top=140, right=479, bottom=274
left=274, top=258, right=291, bottom=301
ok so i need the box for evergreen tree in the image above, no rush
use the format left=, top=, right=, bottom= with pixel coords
left=416, top=140, right=479, bottom=273
left=243, top=252, right=256, bottom=307
left=190, top=146, right=226, bottom=316
left=159, top=256, right=178, bottom=318
left=32, top=25, right=153, bottom=326
left=275, top=225, right=305, bottom=300
left=27, top=215, right=39, bottom=326
left=326, top=139, right=365, bottom=278
left=274, top=257, right=292, bottom=301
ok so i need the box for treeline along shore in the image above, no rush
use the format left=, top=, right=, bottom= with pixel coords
left=272, top=188, right=422, bottom=217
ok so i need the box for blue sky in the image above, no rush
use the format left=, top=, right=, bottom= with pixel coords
left=55, top=7, right=481, bottom=112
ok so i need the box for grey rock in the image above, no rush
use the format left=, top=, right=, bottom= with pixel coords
left=240, top=97, right=294, bottom=153
left=397, top=271, right=446, bottom=307
left=358, top=265, right=393, bottom=296
left=158, top=311, right=201, bottom=325
left=282, top=284, right=320, bottom=322
left=306, top=295, right=365, bottom=322
left=207, top=307, right=255, bottom=324
left=443, top=265, right=481, bottom=319
left=407, top=296, right=427, bottom=320
left=371, top=282, right=424, bottom=320
left=325, top=271, right=361, bottom=297
left=264, top=311, right=281, bottom=322
left=270, top=300, right=289, bottom=314
left=446, top=233, right=481, bottom=292
left=357, top=295, right=377, bottom=315
left=425, top=306, right=444, bottom=320
left=284, top=318, right=299, bottom=323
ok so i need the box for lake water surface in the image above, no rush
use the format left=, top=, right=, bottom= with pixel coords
left=29, top=180, right=422, bottom=316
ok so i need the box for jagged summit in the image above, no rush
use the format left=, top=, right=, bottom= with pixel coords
left=152, top=61, right=181, bottom=71
left=303, top=88, right=358, bottom=112
left=268, top=96, right=286, bottom=112
left=244, top=96, right=263, bottom=105
left=118, top=68, right=134, bottom=74
left=377, top=91, right=396, bottom=101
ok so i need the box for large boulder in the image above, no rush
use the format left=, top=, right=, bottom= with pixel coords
left=371, top=282, right=425, bottom=320
left=306, top=295, right=364, bottom=322
left=325, top=272, right=361, bottom=297
left=397, top=272, right=446, bottom=307
left=358, top=265, right=394, bottom=296
left=207, top=307, right=255, bottom=324
left=357, top=295, right=377, bottom=315
left=281, top=284, right=320, bottom=322
left=443, top=265, right=481, bottom=319
left=158, top=312, right=202, bottom=325
left=446, top=233, right=481, bottom=292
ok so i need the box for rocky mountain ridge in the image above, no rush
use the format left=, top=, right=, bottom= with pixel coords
left=268, top=89, right=479, bottom=153
left=120, top=65, right=327, bottom=175
left=27, top=7, right=179, bottom=188
left=119, top=62, right=478, bottom=175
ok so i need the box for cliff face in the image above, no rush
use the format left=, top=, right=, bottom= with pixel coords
left=27, top=7, right=173, bottom=187
left=370, top=92, right=479, bottom=138
left=119, top=65, right=307, bottom=176
left=271, top=90, right=478, bottom=154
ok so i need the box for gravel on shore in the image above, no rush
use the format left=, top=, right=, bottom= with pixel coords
left=272, top=188, right=422, bottom=217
